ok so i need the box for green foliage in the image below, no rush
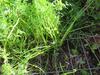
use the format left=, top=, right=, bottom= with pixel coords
left=80, top=70, right=90, bottom=75
left=61, top=69, right=77, bottom=75
left=0, top=0, right=61, bottom=74
left=1, top=63, right=13, bottom=75
left=0, top=0, right=99, bottom=75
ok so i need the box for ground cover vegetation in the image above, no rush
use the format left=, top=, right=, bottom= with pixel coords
left=0, top=0, right=100, bottom=75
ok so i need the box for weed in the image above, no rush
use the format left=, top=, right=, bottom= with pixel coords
left=0, top=0, right=99, bottom=75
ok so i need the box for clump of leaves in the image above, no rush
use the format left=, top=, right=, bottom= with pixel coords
left=1, top=63, right=13, bottom=75
left=0, top=0, right=63, bottom=75
left=14, top=0, right=60, bottom=45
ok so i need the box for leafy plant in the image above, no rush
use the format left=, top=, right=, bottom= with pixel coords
left=0, top=0, right=61, bottom=74
left=0, top=0, right=99, bottom=75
